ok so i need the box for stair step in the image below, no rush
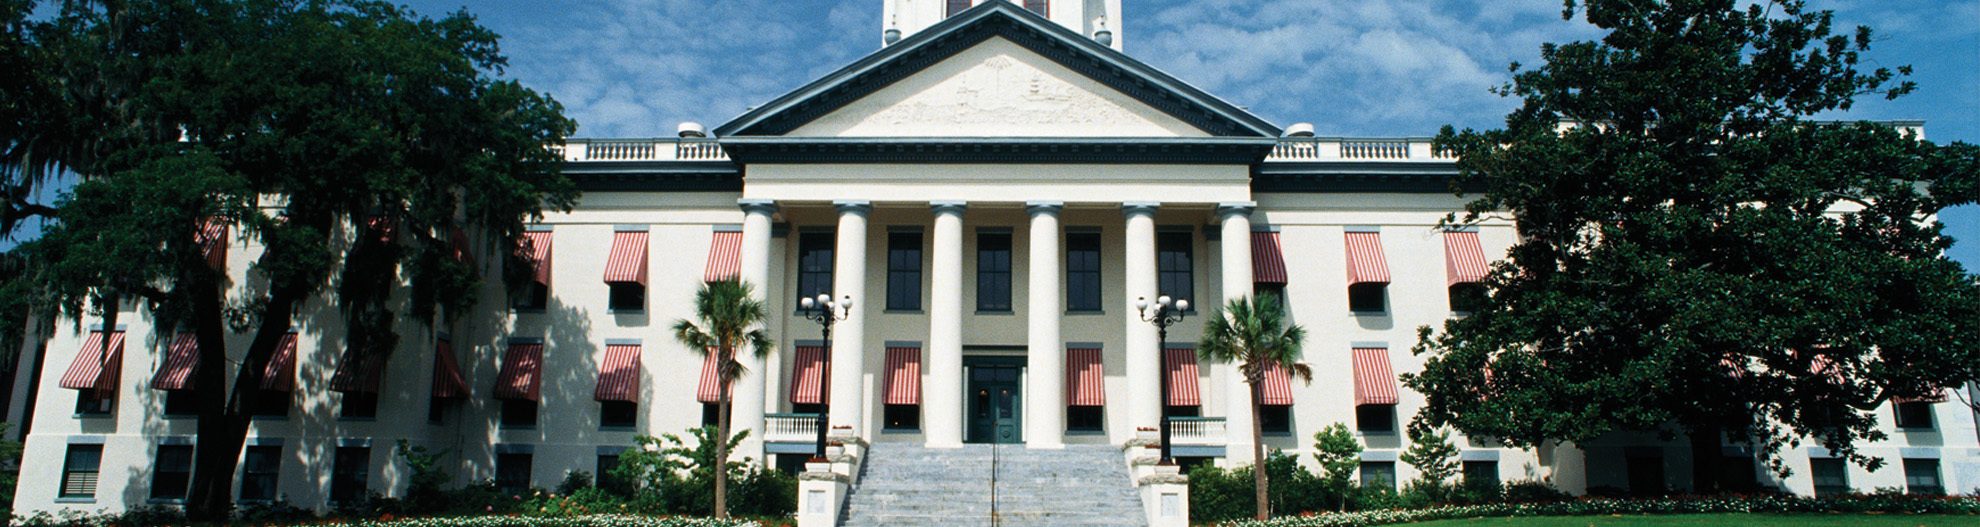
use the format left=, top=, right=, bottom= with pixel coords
left=839, top=443, right=1147, bottom=527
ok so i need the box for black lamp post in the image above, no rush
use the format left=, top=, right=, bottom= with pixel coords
left=1137, top=294, right=1189, bottom=465
left=799, top=293, right=853, bottom=460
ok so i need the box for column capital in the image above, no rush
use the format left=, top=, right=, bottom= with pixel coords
left=930, top=200, right=968, bottom=215
left=1215, top=201, right=1257, bottom=218
left=738, top=198, right=779, bottom=215
left=833, top=200, right=872, bottom=214
left=1121, top=201, right=1160, bottom=217
left=1025, top=201, right=1065, bottom=215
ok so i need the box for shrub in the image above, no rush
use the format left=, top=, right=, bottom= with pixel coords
left=1190, top=451, right=1335, bottom=522
left=1502, top=479, right=1571, bottom=503
left=397, top=440, right=453, bottom=511
left=1218, top=494, right=1980, bottom=527
left=1310, top=423, right=1361, bottom=512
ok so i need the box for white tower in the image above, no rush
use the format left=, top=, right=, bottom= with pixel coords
left=884, top=0, right=1125, bottom=51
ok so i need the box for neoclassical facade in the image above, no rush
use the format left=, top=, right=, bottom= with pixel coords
left=9, top=0, right=1976, bottom=516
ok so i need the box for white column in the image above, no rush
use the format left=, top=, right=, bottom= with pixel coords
left=925, top=201, right=967, bottom=448
left=830, top=200, right=871, bottom=437
left=1122, top=202, right=1161, bottom=438
left=736, top=199, right=779, bottom=459
left=1216, top=202, right=1256, bottom=455
left=1026, top=201, right=1065, bottom=449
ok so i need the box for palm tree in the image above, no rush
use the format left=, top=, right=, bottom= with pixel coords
left=671, top=278, right=773, bottom=519
left=1198, top=294, right=1310, bottom=520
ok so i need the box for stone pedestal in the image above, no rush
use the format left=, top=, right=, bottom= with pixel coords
left=797, top=465, right=848, bottom=527
left=1138, top=464, right=1191, bottom=527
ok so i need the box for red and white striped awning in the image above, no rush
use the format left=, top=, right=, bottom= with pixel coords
left=789, top=345, right=829, bottom=405
left=695, top=350, right=724, bottom=403
left=1345, top=231, right=1391, bottom=285
left=1259, top=361, right=1295, bottom=406
left=594, top=343, right=641, bottom=402
left=59, top=331, right=125, bottom=391
left=329, top=349, right=386, bottom=394
left=494, top=342, right=544, bottom=401
left=883, top=346, right=922, bottom=405
left=1352, top=347, right=1399, bottom=406
left=603, top=231, right=649, bottom=285
left=522, top=230, right=553, bottom=286
left=1444, top=231, right=1489, bottom=286
left=366, top=216, right=397, bottom=244
left=1066, top=348, right=1105, bottom=407
left=259, top=333, right=299, bottom=392
left=150, top=333, right=201, bottom=391
left=1164, top=347, right=1201, bottom=407
left=196, top=219, right=229, bottom=270
left=432, top=339, right=470, bottom=399
left=450, top=227, right=474, bottom=267
left=1895, top=387, right=1948, bottom=404
left=1251, top=232, right=1289, bottom=285
left=704, top=230, right=743, bottom=283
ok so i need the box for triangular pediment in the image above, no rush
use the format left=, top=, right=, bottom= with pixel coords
left=715, top=2, right=1278, bottom=138
left=790, top=37, right=1207, bottom=137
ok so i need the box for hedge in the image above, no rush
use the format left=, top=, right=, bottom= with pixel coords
left=1220, top=494, right=1980, bottom=527
left=320, top=515, right=759, bottom=527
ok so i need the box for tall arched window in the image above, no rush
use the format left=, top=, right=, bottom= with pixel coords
left=946, top=0, right=972, bottom=18
left=1023, top=0, right=1048, bottom=16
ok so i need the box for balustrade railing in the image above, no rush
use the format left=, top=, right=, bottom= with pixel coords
left=1167, top=416, right=1227, bottom=445
left=560, top=138, right=729, bottom=162
left=765, top=412, right=820, bottom=443
left=1267, top=137, right=1454, bottom=162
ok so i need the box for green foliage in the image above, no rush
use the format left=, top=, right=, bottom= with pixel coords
left=1313, top=423, right=1363, bottom=511
left=603, top=428, right=793, bottom=518
left=1189, top=452, right=1332, bottom=524
left=0, top=423, right=18, bottom=519
left=1400, top=429, right=1461, bottom=501
left=1200, top=294, right=1313, bottom=519
left=558, top=470, right=595, bottom=495
left=398, top=440, right=454, bottom=510
left=1408, top=0, right=1980, bottom=484
left=1216, top=494, right=1980, bottom=527
left=671, top=279, right=775, bottom=519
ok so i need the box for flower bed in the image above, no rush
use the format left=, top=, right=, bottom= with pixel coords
left=1220, top=494, right=1980, bottom=527
left=320, top=514, right=760, bottom=527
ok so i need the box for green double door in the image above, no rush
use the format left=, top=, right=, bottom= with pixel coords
left=966, top=357, right=1024, bottom=444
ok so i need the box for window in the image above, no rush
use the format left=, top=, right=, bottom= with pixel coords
left=75, top=389, right=113, bottom=416
left=1449, top=283, right=1487, bottom=313
left=1068, top=406, right=1103, bottom=432
left=340, top=392, right=378, bottom=419
left=1718, top=455, right=1759, bottom=492
left=501, top=400, right=538, bottom=428
left=700, top=402, right=720, bottom=428
left=797, top=231, right=835, bottom=309
left=1165, top=404, right=1200, bottom=418
left=1359, top=461, right=1396, bottom=491
left=59, top=444, right=103, bottom=499
left=1157, top=230, right=1193, bottom=304
left=240, top=446, right=281, bottom=501
left=250, top=389, right=287, bottom=418
left=163, top=389, right=198, bottom=417
left=793, top=403, right=824, bottom=416
left=1022, top=0, right=1048, bottom=16
left=884, top=404, right=920, bottom=431
left=1809, top=458, right=1850, bottom=497
left=330, top=446, right=369, bottom=504
left=151, top=444, right=193, bottom=501
left=1462, top=460, right=1498, bottom=486
left=607, top=282, right=645, bottom=312
left=945, top=0, right=972, bottom=17
left=597, top=454, right=626, bottom=494
left=602, top=401, right=637, bottom=429
left=1349, top=283, right=1386, bottom=314
left=1356, top=405, right=1395, bottom=433
left=1255, top=283, right=1287, bottom=315
left=1903, top=458, right=1943, bottom=495
left=1260, top=405, right=1292, bottom=435
left=512, top=281, right=548, bottom=311
left=1066, top=231, right=1102, bottom=312
left=977, top=231, right=1013, bottom=311
left=887, top=231, right=923, bottom=311
left=427, top=396, right=449, bottom=423
left=496, top=452, right=533, bottom=495
left=1894, top=401, right=1935, bottom=429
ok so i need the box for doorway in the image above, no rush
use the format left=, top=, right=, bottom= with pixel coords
left=965, top=356, right=1024, bottom=444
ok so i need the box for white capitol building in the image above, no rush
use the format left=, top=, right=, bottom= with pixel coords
left=8, top=1, right=1974, bottom=524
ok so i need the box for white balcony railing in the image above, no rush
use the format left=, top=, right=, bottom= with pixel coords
left=765, top=412, right=821, bottom=443
left=1168, top=416, right=1227, bottom=445
left=1266, top=137, right=1455, bottom=162
left=559, top=138, right=729, bottom=162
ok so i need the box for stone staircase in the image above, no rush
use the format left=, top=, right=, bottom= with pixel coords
left=839, top=442, right=1148, bottom=527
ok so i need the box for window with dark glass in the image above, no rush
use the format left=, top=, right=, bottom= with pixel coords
left=427, top=396, right=449, bottom=423
left=59, top=444, right=102, bottom=499
left=1157, top=230, right=1193, bottom=304
left=797, top=231, right=835, bottom=309
left=1068, top=406, right=1103, bottom=432
left=496, top=452, right=533, bottom=495
left=1359, top=461, right=1396, bottom=490
left=240, top=445, right=282, bottom=502
left=250, top=390, right=287, bottom=418
left=1023, top=0, right=1048, bottom=16
left=597, top=454, right=626, bottom=494
left=1256, top=283, right=1287, bottom=315
left=163, top=389, right=198, bottom=417
left=794, top=403, right=824, bottom=417
left=1904, top=458, right=1943, bottom=495
left=977, top=231, right=1013, bottom=311
left=884, top=404, right=920, bottom=431
left=1462, top=460, right=1498, bottom=486
left=945, top=0, right=972, bottom=17
left=1810, top=458, right=1850, bottom=497
left=330, top=446, right=369, bottom=504
left=887, top=231, right=923, bottom=311
left=1349, top=283, right=1387, bottom=314
left=602, top=401, right=637, bottom=429
left=607, top=283, right=645, bottom=312
left=501, top=400, right=538, bottom=428
left=1356, top=404, right=1395, bottom=433
left=1260, top=405, right=1292, bottom=435
left=1894, top=401, right=1935, bottom=429
left=1448, top=283, right=1488, bottom=313
left=340, top=392, right=378, bottom=419
left=513, top=281, right=549, bottom=311
left=151, top=444, right=193, bottom=501
left=1164, top=404, right=1200, bottom=418
left=75, top=389, right=112, bottom=416
left=1066, top=231, right=1102, bottom=312
left=700, top=402, right=720, bottom=428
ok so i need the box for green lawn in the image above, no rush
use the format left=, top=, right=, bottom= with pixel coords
left=1402, top=513, right=1975, bottom=527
